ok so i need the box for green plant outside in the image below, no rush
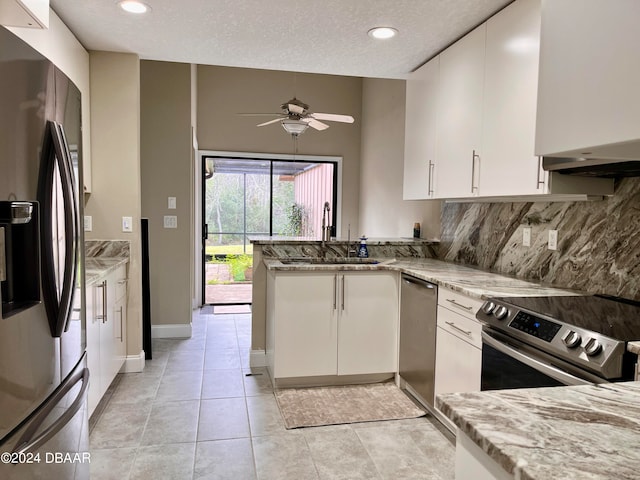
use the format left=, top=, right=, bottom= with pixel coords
left=206, top=244, right=253, bottom=256
left=225, top=254, right=253, bottom=281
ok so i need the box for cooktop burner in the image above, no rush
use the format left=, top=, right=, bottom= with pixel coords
left=489, top=295, right=640, bottom=341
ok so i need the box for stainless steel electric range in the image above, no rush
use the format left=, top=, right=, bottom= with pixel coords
left=476, top=295, right=640, bottom=390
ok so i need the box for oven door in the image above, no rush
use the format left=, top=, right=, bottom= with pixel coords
left=481, top=328, right=606, bottom=391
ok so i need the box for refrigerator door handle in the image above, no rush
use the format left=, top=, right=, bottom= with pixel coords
left=12, top=365, right=89, bottom=455
left=37, top=121, right=79, bottom=337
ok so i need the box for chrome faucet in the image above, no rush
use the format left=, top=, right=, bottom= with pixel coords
left=321, top=201, right=331, bottom=247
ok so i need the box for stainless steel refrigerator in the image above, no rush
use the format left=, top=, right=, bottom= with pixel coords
left=0, top=26, right=89, bottom=479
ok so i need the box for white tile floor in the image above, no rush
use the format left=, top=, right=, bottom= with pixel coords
left=89, top=310, right=456, bottom=479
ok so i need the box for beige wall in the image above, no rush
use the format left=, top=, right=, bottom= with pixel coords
left=197, top=66, right=363, bottom=235
left=359, top=78, right=441, bottom=239
left=85, top=51, right=143, bottom=357
left=140, top=61, right=194, bottom=327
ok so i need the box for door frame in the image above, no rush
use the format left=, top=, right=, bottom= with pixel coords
left=196, top=150, right=343, bottom=307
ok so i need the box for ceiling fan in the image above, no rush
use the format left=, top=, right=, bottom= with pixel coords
left=239, top=98, right=354, bottom=136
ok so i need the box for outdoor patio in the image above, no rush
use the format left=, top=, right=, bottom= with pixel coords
left=205, top=262, right=252, bottom=305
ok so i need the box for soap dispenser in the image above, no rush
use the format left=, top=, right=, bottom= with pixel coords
left=357, top=236, right=369, bottom=258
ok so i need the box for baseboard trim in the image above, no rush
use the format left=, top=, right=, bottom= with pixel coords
left=249, top=349, right=267, bottom=368
left=120, top=350, right=146, bottom=373
left=151, top=323, right=192, bottom=339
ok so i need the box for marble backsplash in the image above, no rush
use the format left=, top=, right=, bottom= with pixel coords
left=259, top=240, right=436, bottom=259
left=437, top=177, right=640, bottom=300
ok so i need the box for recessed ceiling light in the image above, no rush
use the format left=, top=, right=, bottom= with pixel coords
left=119, top=1, right=150, bottom=14
left=368, top=27, right=398, bottom=40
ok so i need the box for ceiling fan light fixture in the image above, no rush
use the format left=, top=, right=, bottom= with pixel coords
left=119, top=1, right=151, bottom=14
left=281, top=119, right=309, bottom=136
left=368, top=27, right=398, bottom=40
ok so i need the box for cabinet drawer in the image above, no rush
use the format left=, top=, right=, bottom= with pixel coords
left=437, top=287, right=483, bottom=320
left=437, top=305, right=482, bottom=349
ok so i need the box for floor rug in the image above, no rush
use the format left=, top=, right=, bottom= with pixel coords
left=274, top=382, right=425, bottom=429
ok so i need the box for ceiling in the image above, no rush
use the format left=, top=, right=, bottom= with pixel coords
left=50, top=0, right=513, bottom=79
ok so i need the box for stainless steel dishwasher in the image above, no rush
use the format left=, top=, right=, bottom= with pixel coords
left=399, top=274, right=438, bottom=408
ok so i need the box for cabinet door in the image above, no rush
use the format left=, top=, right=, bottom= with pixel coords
left=434, top=326, right=481, bottom=398
left=273, top=273, right=338, bottom=378
left=86, top=283, right=101, bottom=417
left=100, top=277, right=119, bottom=389
left=480, top=0, right=544, bottom=196
left=436, top=24, right=485, bottom=199
left=403, top=56, right=439, bottom=200
left=338, top=272, right=398, bottom=375
left=535, top=0, right=640, bottom=158
left=113, top=270, right=127, bottom=364
left=0, top=0, right=49, bottom=28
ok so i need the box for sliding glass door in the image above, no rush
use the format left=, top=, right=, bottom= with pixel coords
left=202, top=155, right=337, bottom=306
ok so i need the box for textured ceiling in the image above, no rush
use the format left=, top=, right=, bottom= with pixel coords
left=51, top=0, right=513, bottom=79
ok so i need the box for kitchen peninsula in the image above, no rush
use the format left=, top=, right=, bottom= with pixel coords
left=438, top=382, right=640, bottom=480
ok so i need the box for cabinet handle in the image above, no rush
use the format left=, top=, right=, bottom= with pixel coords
left=446, top=298, right=474, bottom=312
left=471, top=150, right=480, bottom=193
left=536, top=156, right=546, bottom=190
left=341, top=275, right=345, bottom=311
left=333, top=275, right=337, bottom=310
left=117, top=306, right=124, bottom=341
left=445, top=321, right=472, bottom=336
left=428, top=160, right=435, bottom=196
left=96, top=281, right=107, bottom=323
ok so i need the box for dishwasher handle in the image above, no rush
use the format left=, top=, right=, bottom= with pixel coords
left=401, top=274, right=436, bottom=290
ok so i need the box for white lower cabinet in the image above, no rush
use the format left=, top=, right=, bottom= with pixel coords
left=87, top=264, right=128, bottom=417
left=267, top=271, right=399, bottom=380
left=434, top=288, right=483, bottom=429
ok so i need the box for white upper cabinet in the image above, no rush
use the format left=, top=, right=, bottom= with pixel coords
left=435, top=24, right=486, bottom=199
left=480, top=0, right=543, bottom=196
left=535, top=0, right=640, bottom=159
left=0, top=0, right=48, bottom=28
left=403, top=56, right=439, bottom=200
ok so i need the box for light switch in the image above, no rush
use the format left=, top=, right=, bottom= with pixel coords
left=84, top=215, right=92, bottom=232
left=168, top=197, right=176, bottom=209
left=122, top=216, right=133, bottom=233
left=548, top=229, right=558, bottom=250
left=164, top=215, right=178, bottom=229
left=522, top=227, right=531, bottom=247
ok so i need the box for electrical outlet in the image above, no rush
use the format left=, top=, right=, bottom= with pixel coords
left=168, top=197, right=176, bottom=209
left=522, top=227, right=531, bottom=247
left=122, top=216, right=133, bottom=233
left=164, top=215, right=178, bottom=229
left=548, top=229, right=558, bottom=250
left=84, top=215, right=92, bottom=232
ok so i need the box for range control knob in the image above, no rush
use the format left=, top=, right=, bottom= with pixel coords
left=482, top=301, right=496, bottom=315
left=562, top=331, right=582, bottom=349
left=584, top=338, right=602, bottom=356
left=494, top=305, right=509, bottom=320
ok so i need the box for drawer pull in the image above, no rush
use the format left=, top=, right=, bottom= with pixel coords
left=445, top=321, right=472, bottom=336
left=446, top=298, right=474, bottom=311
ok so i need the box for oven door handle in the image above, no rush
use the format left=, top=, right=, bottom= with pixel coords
left=481, top=331, right=595, bottom=386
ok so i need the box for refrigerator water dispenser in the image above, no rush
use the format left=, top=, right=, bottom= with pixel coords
left=0, top=201, right=40, bottom=318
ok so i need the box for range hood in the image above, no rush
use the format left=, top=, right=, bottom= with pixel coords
left=542, top=158, right=640, bottom=178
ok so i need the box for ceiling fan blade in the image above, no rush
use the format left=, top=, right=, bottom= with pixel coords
left=257, top=118, right=283, bottom=127
left=288, top=103, right=305, bottom=115
left=311, top=113, right=354, bottom=123
left=304, top=118, right=330, bottom=131
left=237, top=113, right=285, bottom=117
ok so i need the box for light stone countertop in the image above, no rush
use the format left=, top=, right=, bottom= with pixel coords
left=85, top=257, right=129, bottom=286
left=437, top=382, right=640, bottom=480
left=628, top=341, right=640, bottom=355
left=263, top=257, right=583, bottom=300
